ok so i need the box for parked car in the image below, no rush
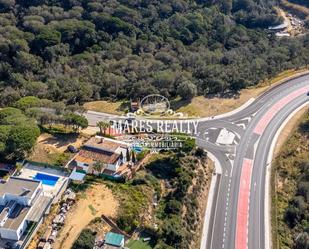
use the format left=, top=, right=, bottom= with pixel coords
left=67, top=145, right=78, bottom=153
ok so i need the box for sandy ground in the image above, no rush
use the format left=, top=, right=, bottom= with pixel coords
left=29, top=133, right=88, bottom=163
left=53, top=183, right=118, bottom=249
left=84, top=100, right=126, bottom=114
left=81, top=126, right=99, bottom=136
left=175, top=87, right=266, bottom=118
left=274, top=106, right=308, bottom=155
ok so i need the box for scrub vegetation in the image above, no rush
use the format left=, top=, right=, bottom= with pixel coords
left=106, top=141, right=211, bottom=249
left=272, top=109, right=309, bottom=249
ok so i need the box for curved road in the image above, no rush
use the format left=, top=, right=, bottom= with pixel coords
left=82, top=74, right=309, bottom=249
left=198, top=75, right=309, bottom=249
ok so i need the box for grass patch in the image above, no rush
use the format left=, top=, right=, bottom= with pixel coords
left=41, top=124, right=78, bottom=135
left=88, top=205, right=97, bottom=215
left=83, top=100, right=129, bottom=114
left=48, top=152, right=71, bottom=167
left=105, top=181, right=150, bottom=233
left=69, top=175, right=100, bottom=193
left=127, top=239, right=153, bottom=249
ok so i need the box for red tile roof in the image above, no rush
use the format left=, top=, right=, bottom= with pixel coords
left=84, top=137, right=128, bottom=152
left=77, top=148, right=120, bottom=165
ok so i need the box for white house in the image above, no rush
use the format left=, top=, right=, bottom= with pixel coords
left=0, top=177, right=50, bottom=241
left=72, top=136, right=131, bottom=175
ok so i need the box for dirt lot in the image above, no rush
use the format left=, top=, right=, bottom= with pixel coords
left=174, top=87, right=265, bottom=118
left=28, top=133, right=88, bottom=164
left=83, top=100, right=128, bottom=114
left=53, top=183, right=118, bottom=249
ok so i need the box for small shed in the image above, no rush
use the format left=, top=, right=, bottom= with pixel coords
left=104, top=232, right=125, bottom=247
left=69, top=170, right=86, bottom=182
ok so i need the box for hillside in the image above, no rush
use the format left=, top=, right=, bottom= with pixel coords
left=288, top=0, right=309, bottom=8
left=0, top=0, right=309, bottom=105
left=272, top=109, right=309, bottom=249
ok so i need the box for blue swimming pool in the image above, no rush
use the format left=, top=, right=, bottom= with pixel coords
left=33, top=173, right=59, bottom=186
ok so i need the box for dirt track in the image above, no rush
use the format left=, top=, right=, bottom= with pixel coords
left=53, top=184, right=118, bottom=249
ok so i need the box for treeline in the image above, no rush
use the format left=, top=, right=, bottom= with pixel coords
left=273, top=110, right=309, bottom=249
left=0, top=0, right=308, bottom=104
left=0, top=96, right=88, bottom=161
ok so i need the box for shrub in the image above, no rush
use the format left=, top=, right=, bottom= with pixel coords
left=72, top=229, right=95, bottom=249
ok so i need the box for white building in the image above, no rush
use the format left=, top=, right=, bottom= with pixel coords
left=0, top=177, right=51, bottom=242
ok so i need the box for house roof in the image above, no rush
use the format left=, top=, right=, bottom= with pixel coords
left=105, top=232, right=124, bottom=247
left=27, top=195, right=52, bottom=222
left=84, top=136, right=128, bottom=153
left=2, top=204, right=30, bottom=230
left=0, top=177, right=40, bottom=198
left=69, top=171, right=86, bottom=182
left=75, top=155, right=93, bottom=164
left=77, top=148, right=121, bottom=165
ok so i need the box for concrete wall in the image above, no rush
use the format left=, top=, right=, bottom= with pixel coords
left=106, top=160, right=120, bottom=172
left=115, top=147, right=130, bottom=163
left=76, top=161, right=90, bottom=173
left=52, top=178, right=69, bottom=204
left=0, top=219, right=27, bottom=241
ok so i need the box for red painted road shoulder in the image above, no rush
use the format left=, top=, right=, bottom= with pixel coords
left=235, top=158, right=253, bottom=249
left=254, top=85, right=309, bottom=135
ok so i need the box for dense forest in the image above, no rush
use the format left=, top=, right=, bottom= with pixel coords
left=273, top=111, right=309, bottom=249
left=0, top=0, right=309, bottom=105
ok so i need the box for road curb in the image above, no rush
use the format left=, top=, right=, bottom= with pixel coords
left=200, top=172, right=220, bottom=249
left=264, top=102, right=309, bottom=249
left=200, top=151, right=223, bottom=249
left=207, top=151, right=223, bottom=174
left=199, top=98, right=256, bottom=121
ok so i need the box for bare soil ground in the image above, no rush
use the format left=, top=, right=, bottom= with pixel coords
left=53, top=183, right=118, bottom=249
left=28, top=133, right=88, bottom=164
left=81, top=126, right=100, bottom=136
left=174, top=87, right=265, bottom=118
left=274, top=106, right=309, bottom=155
left=83, top=100, right=128, bottom=114
left=191, top=158, right=214, bottom=248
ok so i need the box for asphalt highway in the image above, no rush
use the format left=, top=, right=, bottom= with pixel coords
left=82, top=74, right=309, bottom=249
left=199, top=76, right=309, bottom=249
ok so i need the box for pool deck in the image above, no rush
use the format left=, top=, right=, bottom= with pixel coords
left=18, top=163, right=68, bottom=198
